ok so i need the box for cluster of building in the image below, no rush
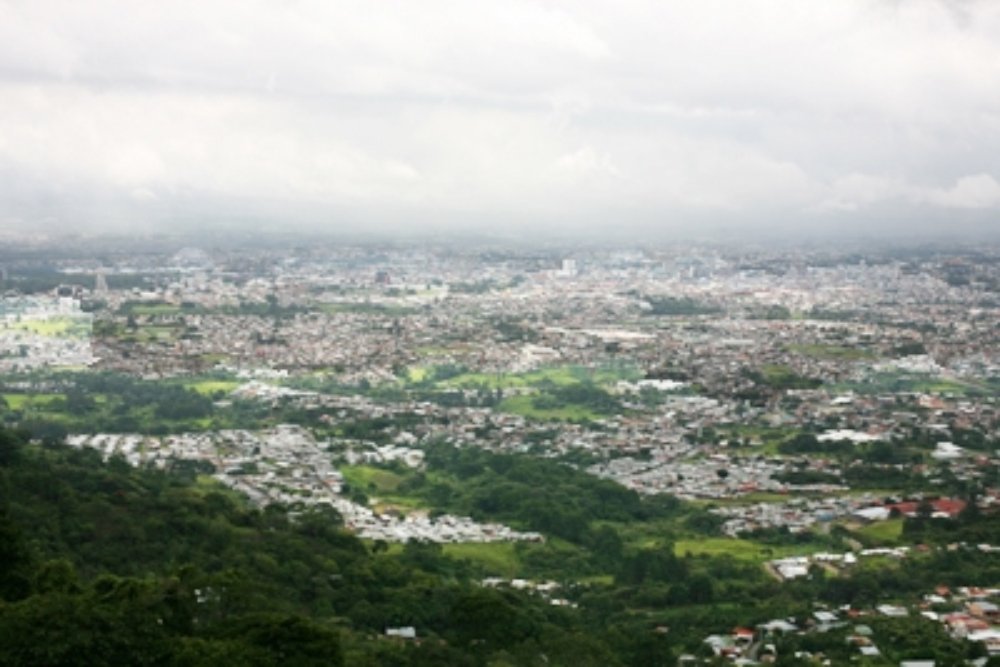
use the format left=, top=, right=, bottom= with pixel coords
left=713, top=494, right=982, bottom=538
left=48, top=246, right=990, bottom=394
left=63, top=425, right=541, bottom=544
left=696, top=577, right=1000, bottom=664
left=0, top=296, right=95, bottom=371
left=3, top=245, right=997, bottom=553
left=587, top=452, right=845, bottom=500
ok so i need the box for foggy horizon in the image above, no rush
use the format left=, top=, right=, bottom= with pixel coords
left=2, top=1, right=999, bottom=239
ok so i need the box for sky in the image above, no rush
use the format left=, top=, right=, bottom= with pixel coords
left=1, top=0, right=999, bottom=239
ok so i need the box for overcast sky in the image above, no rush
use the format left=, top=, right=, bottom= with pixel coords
left=2, top=0, right=999, bottom=238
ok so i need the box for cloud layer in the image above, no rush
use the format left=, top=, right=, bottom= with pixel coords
left=1, top=0, right=999, bottom=236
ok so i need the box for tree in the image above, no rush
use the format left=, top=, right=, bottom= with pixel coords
left=448, top=589, right=537, bottom=646
left=0, top=509, right=34, bottom=601
left=218, top=613, right=343, bottom=667
left=0, top=428, right=23, bottom=466
left=589, top=526, right=624, bottom=566
left=687, top=574, right=714, bottom=603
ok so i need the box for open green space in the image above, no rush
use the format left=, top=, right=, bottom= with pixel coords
left=433, top=363, right=640, bottom=390
left=105, top=321, right=186, bottom=345
left=839, top=371, right=995, bottom=397
left=673, top=537, right=818, bottom=562
left=406, top=366, right=431, bottom=383
left=2, top=393, right=62, bottom=410
left=854, top=518, right=904, bottom=544
left=371, top=496, right=428, bottom=514
left=720, top=424, right=797, bottom=454
left=184, top=379, right=240, bottom=396
left=340, top=464, right=407, bottom=493
left=442, top=542, right=522, bottom=578
left=0, top=372, right=241, bottom=437
left=498, top=394, right=602, bottom=422
left=141, top=325, right=180, bottom=339
left=6, top=317, right=91, bottom=337
left=911, top=378, right=988, bottom=395
left=756, top=364, right=822, bottom=390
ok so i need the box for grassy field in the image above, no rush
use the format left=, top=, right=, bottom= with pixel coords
left=1, top=386, right=245, bottom=434
left=911, top=379, right=988, bottom=396
left=127, top=304, right=183, bottom=316
left=142, top=325, right=180, bottom=339
left=109, top=321, right=184, bottom=345
left=854, top=518, right=903, bottom=544
left=498, top=394, right=601, bottom=422
left=185, top=380, right=240, bottom=396
left=371, top=496, right=428, bottom=514
left=6, top=317, right=91, bottom=338
left=406, top=366, right=431, bottom=383
left=841, top=372, right=993, bottom=397
left=440, top=364, right=640, bottom=390
left=340, top=465, right=407, bottom=493
left=720, top=425, right=796, bottom=454
left=2, top=393, right=62, bottom=410
left=442, top=542, right=522, bottom=578
left=758, top=364, right=819, bottom=389
left=674, top=537, right=819, bottom=562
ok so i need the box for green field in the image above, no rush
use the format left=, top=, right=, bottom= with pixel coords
left=498, top=394, right=601, bottom=422
left=185, top=380, right=240, bottom=396
left=439, top=364, right=640, bottom=390
left=442, top=542, right=522, bottom=578
left=911, top=379, right=986, bottom=396
left=341, top=465, right=407, bottom=493
left=406, top=366, right=431, bottom=383
left=840, top=372, right=994, bottom=397
left=720, top=425, right=797, bottom=454
left=6, top=317, right=91, bottom=338
left=0, top=375, right=244, bottom=434
left=144, top=325, right=179, bottom=336
left=2, top=393, right=62, bottom=410
left=674, top=537, right=821, bottom=562
left=757, top=364, right=821, bottom=389
left=854, top=518, right=904, bottom=544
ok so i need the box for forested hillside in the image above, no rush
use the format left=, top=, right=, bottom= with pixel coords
left=0, top=428, right=646, bottom=666
left=3, top=425, right=999, bottom=665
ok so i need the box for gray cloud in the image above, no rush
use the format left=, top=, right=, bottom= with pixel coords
left=1, top=0, right=998, bottom=236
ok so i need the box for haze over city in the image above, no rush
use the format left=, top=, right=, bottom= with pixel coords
left=2, top=3, right=1000, bottom=665
left=2, top=0, right=999, bottom=239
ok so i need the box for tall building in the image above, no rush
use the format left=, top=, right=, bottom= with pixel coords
left=95, top=270, right=109, bottom=294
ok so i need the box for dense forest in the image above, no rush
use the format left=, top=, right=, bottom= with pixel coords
left=0, top=427, right=666, bottom=666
